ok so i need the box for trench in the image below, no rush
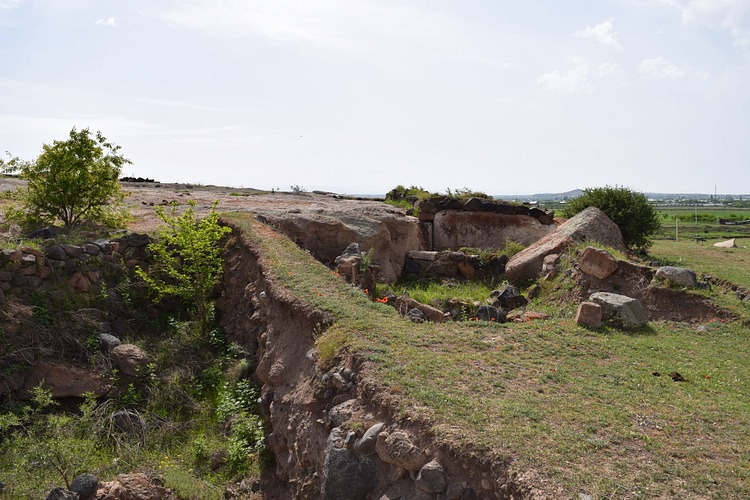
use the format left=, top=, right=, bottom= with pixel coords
left=217, top=220, right=544, bottom=500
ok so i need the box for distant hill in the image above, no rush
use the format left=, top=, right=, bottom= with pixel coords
left=496, top=190, right=749, bottom=203
left=496, top=189, right=583, bottom=202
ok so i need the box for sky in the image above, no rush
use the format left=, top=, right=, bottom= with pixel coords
left=1, top=1, right=749, bottom=195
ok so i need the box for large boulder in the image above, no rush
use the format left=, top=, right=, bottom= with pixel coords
left=253, top=201, right=424, bottom=282
left=505, top=207, right=626, bottom=282
left=589, top=292, right=648, bottom=329
left=111, top=344, right=150, bottom=377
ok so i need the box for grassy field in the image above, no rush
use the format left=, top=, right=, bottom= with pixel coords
left=649, top=239, right=750, bottom=289
left=225, top=213, right=750, bottom=499
left=655, top=207, right=750, bottom=240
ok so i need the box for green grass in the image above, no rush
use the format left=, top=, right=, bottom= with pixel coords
left=648, top=239, right=750, bottom=289
left=224, top=213, right=750, bottom=498
left=656, top=207, right=750, bottom=240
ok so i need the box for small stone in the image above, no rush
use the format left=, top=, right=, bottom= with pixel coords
left=575, top=301, right=602, bottom=329
left=354, top=422, right=384, bottom=456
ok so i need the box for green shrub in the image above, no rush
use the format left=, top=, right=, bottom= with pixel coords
left=1, top=128, right=130, bottom=230
left=136, top=201, right=232, bottom=334
left=562, top=185, right=660, bottom=250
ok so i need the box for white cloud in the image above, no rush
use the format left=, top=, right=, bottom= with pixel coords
left=537, top=57, right=595, bottom=92
left=574, top=18, right=623, bottom=50
left=638, top=57, right=686, bottom=78
left=660, top=0, right=750, bottom=48
left=0, top=0, right=22, bottom=9
left=598, top=62, right=622, bottom=77
left=95, top=17, right=117, bottom=27
left=150, top=0, right=449, bottom=52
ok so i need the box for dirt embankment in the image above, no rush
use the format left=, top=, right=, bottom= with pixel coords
left=217, top=220, right=555, bottom=500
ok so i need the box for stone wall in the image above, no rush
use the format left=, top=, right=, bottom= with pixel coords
left=417, top=197, right=556, bottom=251
left=0, top=233, right=152, bottom=297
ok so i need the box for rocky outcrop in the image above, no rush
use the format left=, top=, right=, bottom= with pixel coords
left=505, top=207, right=626, bottom=282
left=252, top=204, right=424, bottom=282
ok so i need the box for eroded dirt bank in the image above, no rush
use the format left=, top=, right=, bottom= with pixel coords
left=217, top=220, right=554, bottom=500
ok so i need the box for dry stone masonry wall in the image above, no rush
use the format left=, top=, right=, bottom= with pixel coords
left=0, top=233, right=151, bottom=298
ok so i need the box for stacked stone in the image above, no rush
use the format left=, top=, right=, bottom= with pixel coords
left=0, top=233, right=152, bottom=295
left=418, top=196, right=554, bottom=224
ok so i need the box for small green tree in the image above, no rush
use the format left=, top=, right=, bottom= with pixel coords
left=2, top=127, right=130, bottom=229
left=136, top=201, right=232, bottom=333
left=562, top=185, right=660, bottom=250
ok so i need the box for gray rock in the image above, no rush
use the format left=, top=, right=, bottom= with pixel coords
left=45, top=245, right=67, bottom=261
left=94, top=239, right=113, bottom=254
left=322, top=428, right=377, bottom=500
left=70, top=473, right=98, bottom=499
left=252, top=201, right=424, bottom=282
left=99, top=333, right=121, bottom=352
left=354, top=422, right=385, bottom=456
left=475, top=305, right=504, bottom=323
left=416, top=459, right=447, bottom=493
left=589, top=292, right=649, bottom=329
left=376, top=429, right=428, bottom=471
left=656, top=266, right=697, bottom=287
left=328, top=400, right=355, bottom=427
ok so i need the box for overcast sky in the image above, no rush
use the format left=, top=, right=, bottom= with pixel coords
left=1, top=1, right=749, bottom=195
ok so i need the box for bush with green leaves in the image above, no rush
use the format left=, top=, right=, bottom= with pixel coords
left=1, top=127, right=130, bottom=230
left=562, top=185, right=660, bottom=250
left=136, top=201, right=232, bottom=333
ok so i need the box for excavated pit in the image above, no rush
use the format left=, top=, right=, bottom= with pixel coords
left=217, top=220, right=553, bottom=500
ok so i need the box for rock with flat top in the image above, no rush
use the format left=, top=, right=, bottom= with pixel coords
left=589, top=292, right=648, bottom=329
